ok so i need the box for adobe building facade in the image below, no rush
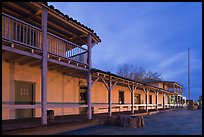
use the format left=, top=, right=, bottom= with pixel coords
left=2, top=2, right=184, bottom=125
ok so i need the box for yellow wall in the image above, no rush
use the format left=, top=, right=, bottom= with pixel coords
left=2, top=60, right=79, bottom=120
left=2, top=60, right=176, bottom=120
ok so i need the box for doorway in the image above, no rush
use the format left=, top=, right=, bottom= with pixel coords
left=118, top=91, right=124, bottom=104
left=15, top=81, right=35, bottom=119
left=79, top=86, right=87, bottom=114
left=134, top=93, right=141, bottom=104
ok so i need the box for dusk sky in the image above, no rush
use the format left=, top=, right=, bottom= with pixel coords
left=48, top=2, right=202, bottom=101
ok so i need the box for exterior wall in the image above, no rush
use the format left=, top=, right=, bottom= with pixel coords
left=158, top=93, right=163, bottom=106
left=2, top=60, right=79, bottom=120
left=2, top=60, right=179, bottom=120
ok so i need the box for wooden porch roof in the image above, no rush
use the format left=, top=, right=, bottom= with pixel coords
left=91, top=68, right=178, bottom=95
left=2, top=2, right=101, bottom=46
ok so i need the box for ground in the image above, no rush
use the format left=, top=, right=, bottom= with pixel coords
left=57, top=109, right=202, bottom=135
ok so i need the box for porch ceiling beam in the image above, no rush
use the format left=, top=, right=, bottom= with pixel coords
left=5, top=2, right=33, bottom=16
left=25, top=9, right=42, bottom=21
left=48, top=65, right=64, bottom=71
left=47, top=58, right=88, bottom=72
left=47, top=21, right=78, bottom=38
left=6, top=54, right=25, bottom=63
left=62, top=72, right=86, bottom=79
left=27, top=59, right=41, bottom=65
left=60, top=68, right=78, bottom=73
left=56, top=67, right=71, bottom=72
left=30, top=61, right=42, bottom=67
left=70, top=34, right=87, bottom=40
left=19, top=57, right=37, bottom=65
left=2, top=45, right=42, bottom=60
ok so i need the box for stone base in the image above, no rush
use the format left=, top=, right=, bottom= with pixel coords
left=117, top=115, right=145, bottom=128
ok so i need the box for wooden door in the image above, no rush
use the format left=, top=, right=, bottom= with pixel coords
left=15, top=81, right=34, bottom=119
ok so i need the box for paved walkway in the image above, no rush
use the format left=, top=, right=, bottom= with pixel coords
left=58, top=109, right=202, bottom=135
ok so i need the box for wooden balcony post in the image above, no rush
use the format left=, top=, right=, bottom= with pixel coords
left=41, top=8, right=48, bottom=125
left=87, top=34, right=92, bottom=119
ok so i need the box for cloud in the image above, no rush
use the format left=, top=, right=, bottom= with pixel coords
left=158, top=51, right=187, bottom=68
left=48, top=2, right=202, bottom=101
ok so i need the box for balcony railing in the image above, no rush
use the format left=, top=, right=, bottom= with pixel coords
left=2, top=13, right=88, bottom=64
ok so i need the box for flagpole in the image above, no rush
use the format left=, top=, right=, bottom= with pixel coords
left=188, top=48, right=190, bottom=102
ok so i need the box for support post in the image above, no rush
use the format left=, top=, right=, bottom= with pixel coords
left=156, top=91, right=158, bottom=111
left=144, top=88, right=149, bottom=112
left=163, top=93, right=165, bottom=110
left=41, top=8, right=48, bottom=125
left=178, top=96, right=180, bottom=108
left=108, top=76, right=112, bottom=117
left=176, top=95, right=178, bottom=108
left=131, top=84, right=136, bottom=114
left=173, top=95, right=176, bottom=109
left=87, top=34, right=92, bottom=119
left=169, top=95, right=171, bottom=110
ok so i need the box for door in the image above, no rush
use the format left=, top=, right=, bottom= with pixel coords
left=118, top=91, right=124, bottom=104
left=15, top=81, right=34, bottom=119
left=79, top=86, right=87, bottom=114
left=149, top=95, right=152, bottom=104
left=134, top=93, right=141, bottom=104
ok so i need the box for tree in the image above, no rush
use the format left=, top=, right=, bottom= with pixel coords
left=117, top=63, right=163, bottom=82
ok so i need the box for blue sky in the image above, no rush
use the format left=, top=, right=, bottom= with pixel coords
left=48, top=2, right=202, bottom=101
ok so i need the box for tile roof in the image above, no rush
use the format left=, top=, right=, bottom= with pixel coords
left=41, top=2, right=101, bottom=42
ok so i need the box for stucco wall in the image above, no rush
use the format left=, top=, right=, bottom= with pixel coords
left=2, top=60, right=176, bottom=120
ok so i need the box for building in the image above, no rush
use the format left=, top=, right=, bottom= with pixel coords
left=2, top=2, right=184, bottom=126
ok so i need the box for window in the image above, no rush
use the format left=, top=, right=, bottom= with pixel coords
left=118, top=91, right=124, bottom=104
left=149, top=95, right=152, bottom=104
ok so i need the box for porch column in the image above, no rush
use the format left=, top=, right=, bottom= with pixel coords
left=156, top=91, right=158, bottom=111
left=176, top=95, right=178, bottom=108
left=143, top=88, right=149, bottom=112
left=178, top=96, right=180, bottom=108
left=163, top=93, right=165, bottom=110
left=87, top=34, right=92, bottom=119
left=169, top=95, right=171, bottom=109
left=131, top=87, right=135, bottom=114
left=108, top=76, right=112, bottom=117
left=130, top=84, right=137, bottom=114
left=173, top=94, right=176, bottom=109
left=41, top=8, right=48, bottom=125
